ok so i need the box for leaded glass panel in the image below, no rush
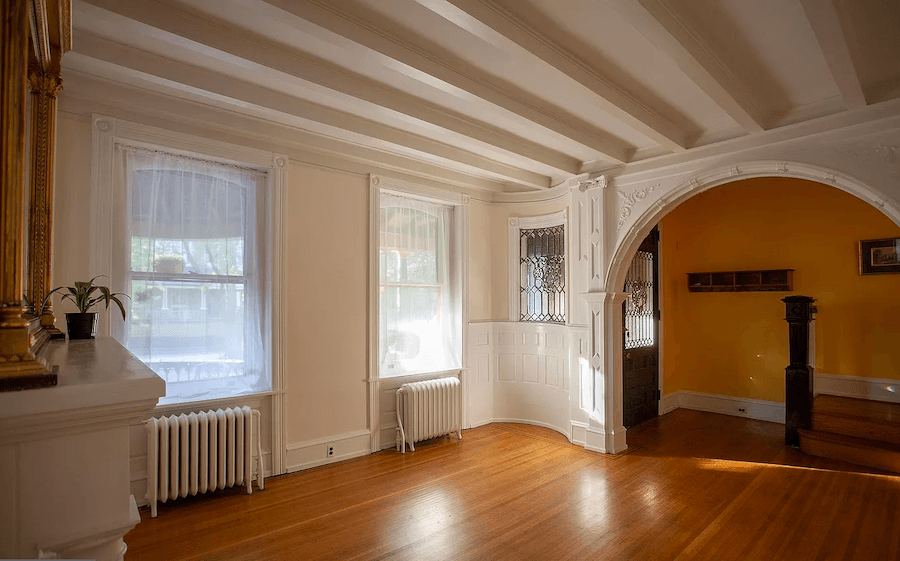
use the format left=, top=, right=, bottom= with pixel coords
left=624, top=250, right=655, bottom=349
left=520, top=225, right=565, bottom=323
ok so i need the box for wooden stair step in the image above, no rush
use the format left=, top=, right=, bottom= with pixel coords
left=814, top=395, right=900, bottom=423
left=812, top=395, right=900, bottom=446
left=798, top=429, right=900, bottom=474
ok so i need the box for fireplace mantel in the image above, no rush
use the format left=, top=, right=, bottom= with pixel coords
left=0, top=337, right=164, bottom=561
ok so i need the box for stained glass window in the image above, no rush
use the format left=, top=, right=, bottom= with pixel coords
left=624, top=250, right=655, bottom=349
left=520, top=225, right=566, bottom=323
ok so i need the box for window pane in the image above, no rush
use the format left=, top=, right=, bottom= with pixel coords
left=379, top=192, right=459, bottom=377
left=120, top=148, right=270, bottom=405
left=520, top=225, right=566, bottom=323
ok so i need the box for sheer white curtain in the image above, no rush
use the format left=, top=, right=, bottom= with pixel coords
left=379, top=192, right=461, bottom=377
left=112, top=146, right=271, bottom=404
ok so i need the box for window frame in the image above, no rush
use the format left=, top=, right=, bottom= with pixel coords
left=373, top=180, right=467, bottom=380
left=91, top=115, right=286, bottom=405
left=508, top=209, right=570, bottom=324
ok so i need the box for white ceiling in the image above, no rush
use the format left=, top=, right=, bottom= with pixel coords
left=64, top=0, right=900, bottom=193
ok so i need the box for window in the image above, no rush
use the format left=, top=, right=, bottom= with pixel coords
left=114, top=146, right=272, bottom=404
left=379, top=191, right=461, bottom=377
left=509, top=211, right=568, bottom=324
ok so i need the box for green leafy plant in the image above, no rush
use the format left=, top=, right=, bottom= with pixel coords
left=47, top=275, right=129, bottom=320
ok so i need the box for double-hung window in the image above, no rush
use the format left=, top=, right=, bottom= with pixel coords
left=379, top=191, right=461, bottom=377
left=114, top=146, right=273, bottom=404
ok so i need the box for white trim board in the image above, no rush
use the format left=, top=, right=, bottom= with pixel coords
left=661, top=390, right=785, bottom=424
left=285, top=429, right=372, bottom=473
left=815, top=373, right=900, bottom=404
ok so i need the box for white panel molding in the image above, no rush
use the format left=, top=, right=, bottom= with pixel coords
left=606, top=0, right=765, bottom=133
left=263, top=0, right=630, bottom=162
left=270, top=153, right=288, bottom=476
left=367, top=176, right=381, bottom=452
left=662, top=391, right=785, bottom=424
left=443, top=0, right=686, bottom=152
left=798, top=0, right=866, bottom=109
left=74, top=31, right=551, bottom=190
left=77, top=0, right=582, bottom=176
left=285, top=430, right=372, bottom=473
left=815, top=373, right=900, bottom=404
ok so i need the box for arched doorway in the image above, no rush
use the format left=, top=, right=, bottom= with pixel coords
left=604, top=161, right=900, bottom=448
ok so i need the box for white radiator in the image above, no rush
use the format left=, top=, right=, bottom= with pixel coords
left=396, top=377, right=462, bottom=453
left=145, top=406, right=265, bottom=517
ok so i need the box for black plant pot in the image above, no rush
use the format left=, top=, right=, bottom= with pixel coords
left=66, top=312, right=99, bottom=340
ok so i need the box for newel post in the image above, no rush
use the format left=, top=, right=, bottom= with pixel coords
left=783, top=295, right=816, bottom=446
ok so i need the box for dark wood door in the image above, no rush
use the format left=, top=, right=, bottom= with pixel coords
left=623, top=226, right=660, bottom=429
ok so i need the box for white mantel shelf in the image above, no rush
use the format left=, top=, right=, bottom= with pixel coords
left=0, top=337, right=165, bottom=561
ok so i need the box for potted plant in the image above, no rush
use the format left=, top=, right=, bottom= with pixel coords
left=46, top=276, right=129, bottom=340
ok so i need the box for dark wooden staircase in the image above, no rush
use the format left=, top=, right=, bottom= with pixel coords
left=798, top=395, right=900, bottom=473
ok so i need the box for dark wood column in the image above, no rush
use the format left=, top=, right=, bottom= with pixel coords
left=783, top=295, right=816, bottom=446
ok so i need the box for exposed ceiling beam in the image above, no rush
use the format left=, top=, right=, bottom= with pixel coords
left=260, top=0, right=632, bottom=162
left=439, top=0, right=688, bottom=151
left=798, top=0, right=866, bottom=109
left=606, top=0, right=765, bottom=134
left=60, top=71, right=511, bottom=194
left=73, top=31, right=552, bottom=190
left=79, top=0, right=588, bottom=174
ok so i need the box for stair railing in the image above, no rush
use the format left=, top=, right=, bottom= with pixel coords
left=783, top=296, right=817, bottom=446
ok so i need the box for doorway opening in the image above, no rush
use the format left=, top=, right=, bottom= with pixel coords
left=623, top=225, right=660, bottom=429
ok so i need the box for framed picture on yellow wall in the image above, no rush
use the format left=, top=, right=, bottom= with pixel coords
left=859, top=237, right=900, bottom=274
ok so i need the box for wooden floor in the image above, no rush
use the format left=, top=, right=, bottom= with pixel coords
left=125, top=410, right=900, bottom=561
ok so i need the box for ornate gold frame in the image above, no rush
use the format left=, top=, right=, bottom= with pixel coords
left=0, top=0, right=71, bottom=391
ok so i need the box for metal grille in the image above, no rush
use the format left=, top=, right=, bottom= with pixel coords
left=520, top=225, right=565, bottom=323
left=624, top=250, right=655, bottom=349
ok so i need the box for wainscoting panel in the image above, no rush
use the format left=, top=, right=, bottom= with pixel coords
left=467, top=322, right=495, bottom=428
left=498, top=353, right=517, bottom=382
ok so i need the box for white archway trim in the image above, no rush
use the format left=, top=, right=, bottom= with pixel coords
left=593, top=159, right=900, bottom=454
left=608, top=160, right=900, bottom=291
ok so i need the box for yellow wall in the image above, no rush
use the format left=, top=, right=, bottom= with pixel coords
left=661, top=177, right=900, bottom=402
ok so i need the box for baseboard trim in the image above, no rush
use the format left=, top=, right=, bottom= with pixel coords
left=659, top=392, right=679, bottom=415
left=664, top=390, right=785, bottom=424
left=286, top=429, right=371, bottom=473
left=571, top=421, right=588, bottom=446
left=816, top=373, right=900, bottom=404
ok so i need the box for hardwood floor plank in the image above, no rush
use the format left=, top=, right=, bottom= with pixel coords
left=126, top=411, right=900, bottom=561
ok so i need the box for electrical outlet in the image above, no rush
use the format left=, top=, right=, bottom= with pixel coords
left=738, top=408, right=746, bottom=413
left=326, top=445, right=334, bottom=457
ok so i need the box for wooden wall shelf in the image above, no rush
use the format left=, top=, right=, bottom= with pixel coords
left=687, top=269, right=794, bottom=292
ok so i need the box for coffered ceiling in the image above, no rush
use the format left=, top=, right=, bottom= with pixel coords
left=64, top=0, right=900, bottom=193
